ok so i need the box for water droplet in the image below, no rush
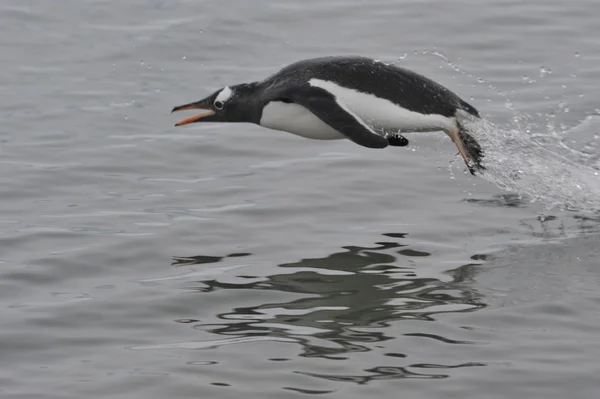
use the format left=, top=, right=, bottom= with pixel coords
left=182, top=56, right=187, bottom=60
left=539, top=66, right=551, bottom=77
left=140, top=60, right=144, bottom=66
left=522, top=75, right=528, bottom=80
left=579, top=93, right=584, bottom=98
left=399, top=52, right=407, bottom=60
left=124, top=115, right=128, bottom=120
left=574, top=52, right=580, bottom=57
left=477, top=77, right=484, bottom=83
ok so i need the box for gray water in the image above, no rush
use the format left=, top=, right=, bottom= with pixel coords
left=2, top=1, right=600, bottom=398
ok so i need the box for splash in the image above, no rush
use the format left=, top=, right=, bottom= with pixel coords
left=462, top=115, right=600, bottom=216
left=400, top=50, right=600, bottom=216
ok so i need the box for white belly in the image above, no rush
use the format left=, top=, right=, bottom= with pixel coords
left=260, top=101, right=345, bottom=140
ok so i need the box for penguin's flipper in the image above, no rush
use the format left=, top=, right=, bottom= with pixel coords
left=287, top=86, right=389, bottom=149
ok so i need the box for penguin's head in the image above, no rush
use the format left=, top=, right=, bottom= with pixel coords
left=172, top=83, right=259, bottom=126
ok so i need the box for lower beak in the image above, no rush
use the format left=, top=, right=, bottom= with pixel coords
left=171, top=103, right=215, bottom=126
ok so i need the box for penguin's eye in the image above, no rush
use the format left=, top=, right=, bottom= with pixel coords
left=214, top=101, right=224, bottom=110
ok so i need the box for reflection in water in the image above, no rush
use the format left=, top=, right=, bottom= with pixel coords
left=172, top=252, right=251, bottom=266
left=465, top=193, right=530, bottom=208
left=172, top=233, right=487, bottom=382
left=298, top=362, right=486, bottom=384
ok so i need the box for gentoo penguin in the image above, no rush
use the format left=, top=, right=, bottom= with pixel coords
left=172, top=56, right=484, bottom=174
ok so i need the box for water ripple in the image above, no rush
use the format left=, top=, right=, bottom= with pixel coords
left=130, top=336, right=298, bottom=351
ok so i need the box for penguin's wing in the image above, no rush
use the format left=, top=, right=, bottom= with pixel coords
left=285, top=86, right=389, bottom=149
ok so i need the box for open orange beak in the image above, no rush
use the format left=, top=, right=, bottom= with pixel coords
left=171, top=103, right=215, bottom=126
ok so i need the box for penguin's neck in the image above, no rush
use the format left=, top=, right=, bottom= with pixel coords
left=229, top=82, right=262, bottom=124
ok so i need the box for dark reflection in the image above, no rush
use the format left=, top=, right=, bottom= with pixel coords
left=284, top=387, right=335, bottom=395
left=464, top=193, right=529, bottom=208
left=172, top=233, right=487, bottom=381
left=297, top=362, right=485, bottom=383
left=172, top=252, right=251, bottom=267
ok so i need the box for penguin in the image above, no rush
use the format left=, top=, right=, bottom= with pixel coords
left=172, top=55, right=483, bottom=174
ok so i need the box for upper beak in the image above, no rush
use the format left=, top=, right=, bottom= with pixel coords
left=171, top=101, right=215, bottom=126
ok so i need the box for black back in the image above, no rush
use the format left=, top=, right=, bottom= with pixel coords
left=258, top=56, right=479, bottom=119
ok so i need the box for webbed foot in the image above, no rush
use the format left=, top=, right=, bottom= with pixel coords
left=387, top=134, right=409, bottom=147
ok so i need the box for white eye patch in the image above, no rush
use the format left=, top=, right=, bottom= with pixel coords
left=215, top=86, right=233, bottom=104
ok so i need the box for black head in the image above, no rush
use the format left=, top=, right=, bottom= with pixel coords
left=172, top=83, right=260, bottom=126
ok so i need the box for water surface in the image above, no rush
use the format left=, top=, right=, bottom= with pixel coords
left=2, top=1, right=600, bottom=398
